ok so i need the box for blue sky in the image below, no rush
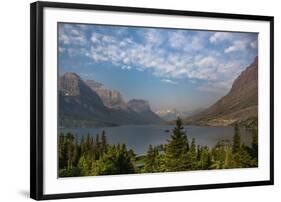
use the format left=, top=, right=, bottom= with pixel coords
left=58, top=23, right=258, bottom=112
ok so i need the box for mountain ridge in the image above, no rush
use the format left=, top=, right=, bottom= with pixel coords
left=59, top=72, right=164, bottom=127
left=183, top=56, right=258, bottom=126
left=85, top=80, right=128, bottom=110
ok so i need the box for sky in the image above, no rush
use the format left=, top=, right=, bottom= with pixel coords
left=58, top=23, right=258, bottom=112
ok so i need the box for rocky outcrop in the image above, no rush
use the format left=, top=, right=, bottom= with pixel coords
left=86, top=80, right=128, bottom=110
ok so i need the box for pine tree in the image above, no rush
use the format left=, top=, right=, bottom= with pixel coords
left=144, top=144, right=160, bottom=173
left=66, top=133, right=75, bottom=169
left=101, top=130, right=107, bottom=154
left=73, top=134, right=80, bottom=167
left=233, top=145, right=255, bottom=168
left=77, top=155, right=91, bottom=176
left=232, top=123, right=241, bottom=154
left=198, top=146, right=212, bottom=169
left=164, top=117, right=189, bottom=171
left=224, top=148, right=235, bottom=168
left=251, top=128, right=258, bottom=160
left=95, top=134, right=101, bottom=157
left=212, top=140, right=228, bottom=169
left=187, top=138, right=197, bottom=169
left=91, top=144, right=135, bottom=175
left=58, top=133, right=68, bottom=169
left=80, top=135, right=88, bottom=156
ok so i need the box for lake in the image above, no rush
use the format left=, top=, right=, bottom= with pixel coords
left=59, top=125, right=252, bottom=155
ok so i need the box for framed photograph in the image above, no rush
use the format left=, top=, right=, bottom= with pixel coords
left=30, top=1, right=274, bottom=200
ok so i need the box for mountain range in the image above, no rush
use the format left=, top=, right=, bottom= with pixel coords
left=59, top=72, right=164, bottom=127
left=183, top=56, right=258, bottom=126
left=59, top=56, right=258, bottom=128
left=154, top=108, right=205, bottom=121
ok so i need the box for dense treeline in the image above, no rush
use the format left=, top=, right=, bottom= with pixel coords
left=59, top=118, right=258, bottom=177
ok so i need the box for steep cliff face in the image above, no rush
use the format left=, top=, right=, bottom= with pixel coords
left=59, top=73, right=164, bottom=127
left=58, top=73, right=112, bottom=127
left=127, top=99, right=151, bottom=113
left=86, top=80, right=128, bottom=110
left=184, top=57, right=258, bottom=126
left=127, top=99, right=164, bottom=124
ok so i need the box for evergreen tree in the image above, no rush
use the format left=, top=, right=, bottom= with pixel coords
left=65, top=133, right=75, bottom=169
left=232, top=123, right=241, bottom=153
left=58, top=133, right=67, bottom=169
left=197, top=145, right=202, bottom=161
left=72, top=134, right=80, bottom=167
left=224, top=148, right=235, bottom=168
left=144, top=145, right=160, bottom=173
left=187, top=138, right=197, bottom=169
left=58, top=119, right=259, bottom=177
left=164, top=117, right=189, bottom=171
left=212, top=140, right=228, bottom=169
left=101, top=130, right=107, bottom=154
left=92, top=144, right=135, bottom=175
left=198, top=146, right=212, bottom=169
left=95, top=134, right=101, bottom=157
left=251, top=128, right=258, bottom=160
left=77, top=155, right=91, bottom=176
left=233, top=145, right=255, bottom=168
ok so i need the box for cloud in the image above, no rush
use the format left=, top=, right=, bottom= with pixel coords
left=169, top=31, right=205, bottom=51
left=250, top=39, right=258, bottom=49
left=169, top=31, right=187, bottom=49
left=59, top=24, right=87, bottom=45
left=209, top=32, right=233, bottom=43
left=161, top=79, right=178, bottom=85
left=59, top=24, right=258, bottom=94
left=144, top=29, right=164, bottom=46
left=85, top=31, right=254, bottom=92
left=224, top=40, right=247, bottom=53
left=196, top=56, right=217, bottom=68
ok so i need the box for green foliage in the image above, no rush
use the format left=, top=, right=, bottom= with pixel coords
left=91, top=144, right=135, bottom=175
left=58, top=118, right=258, bottom=177
left=223, top=149, right=235, bottom=168
left=186, top=138, right=197, bottom=169
left=233, top=145, right=256, bottom=168
left=144, top=145, right=161, bottom=173
left=197, top=146, right=212, bottom=169
left=251, top=127, right=258, bottom=160
left=59, top=167, right=81, bottom=177
left=232, top=123, right=241, bottom=153
left=77, top=155, right=92, bottom=176
left=164, top=118, right=189, bottom=172
left=211, top=140, right=229, bottom=169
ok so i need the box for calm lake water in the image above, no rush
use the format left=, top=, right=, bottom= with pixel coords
left=59, top=125, right=252, bottom=155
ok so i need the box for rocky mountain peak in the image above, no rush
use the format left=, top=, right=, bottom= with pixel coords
left=86, top=80, right=128, bottom=110
left=127, top=99, right=151, bottom=113
left=59, top=72, right=82, bottom=96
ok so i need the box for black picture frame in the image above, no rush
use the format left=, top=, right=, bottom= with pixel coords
left=30, top=1, right=274, bottom=200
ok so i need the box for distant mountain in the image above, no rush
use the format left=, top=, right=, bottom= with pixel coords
left=59, top=72, right=111, bottom=127
left=59, top=73, right=164, bottom=127
left=127, top=99, right=164, bottom=124
left=155, top=108, right=205, bottom=121
left=154, top=109, right=181, bottom=121
left=183, top=56, right=258, bottom=126
left=86, top=80, right=128, bottom=110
